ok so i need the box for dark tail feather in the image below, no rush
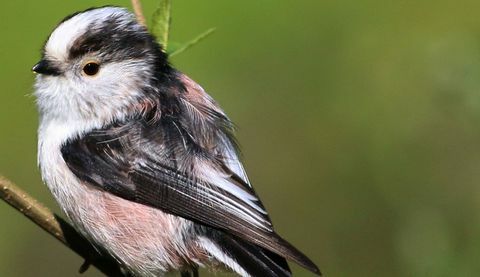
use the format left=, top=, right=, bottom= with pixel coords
left=211, top=234, right=292, bottom=277
left=267, top=233, right=321, bottom=275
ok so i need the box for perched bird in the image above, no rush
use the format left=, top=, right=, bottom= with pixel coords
left=33, top=6, right=320, bottom=277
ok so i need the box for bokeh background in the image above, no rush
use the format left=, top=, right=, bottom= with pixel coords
left=2, top=0, right=480, bottom=276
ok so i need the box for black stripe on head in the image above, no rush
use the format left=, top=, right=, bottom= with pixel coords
left=41, top=6, right=120, bottom=57
left=67, top=8, right=168, bottom=66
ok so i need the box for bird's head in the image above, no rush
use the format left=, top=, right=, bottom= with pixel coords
left=33, top=6, right=168, bottom=124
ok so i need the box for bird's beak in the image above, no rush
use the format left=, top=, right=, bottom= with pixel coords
left=32, top=59, right=60, bottom=76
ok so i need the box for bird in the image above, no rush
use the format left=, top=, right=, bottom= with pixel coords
left=33, top=6, right=320, bottom=277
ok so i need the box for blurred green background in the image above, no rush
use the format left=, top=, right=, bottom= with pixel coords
left=2, top=0, right=480, bottom=276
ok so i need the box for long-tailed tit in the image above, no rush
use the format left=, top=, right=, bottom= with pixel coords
left=33, top=6, right=320, bottom=277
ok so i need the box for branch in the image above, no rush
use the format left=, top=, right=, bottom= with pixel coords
left=131, top=0, right=146, bottom=26
left=0, top=175, right=126, bottom=276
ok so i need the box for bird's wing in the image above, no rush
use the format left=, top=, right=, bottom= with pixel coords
left=61, top=73, right=319, bottom=275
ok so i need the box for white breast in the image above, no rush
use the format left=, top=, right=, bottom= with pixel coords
left=38, top=120, right=204, bottom=276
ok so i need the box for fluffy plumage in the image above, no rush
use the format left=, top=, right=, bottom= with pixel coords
left=34, top=6, right=320, bottom=276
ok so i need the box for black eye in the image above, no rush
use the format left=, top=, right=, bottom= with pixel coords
left=83, top=62, right=100, bottom=76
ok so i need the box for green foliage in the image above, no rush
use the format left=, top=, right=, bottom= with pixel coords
left=150, top=0, right=171, bottom=50
left=150, top=0, right=215, bottom=56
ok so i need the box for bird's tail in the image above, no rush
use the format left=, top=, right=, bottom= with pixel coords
left=199, top=234, right=292, bottom=277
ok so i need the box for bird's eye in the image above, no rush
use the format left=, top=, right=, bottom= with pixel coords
left=82, top=62, right=100, bottom=76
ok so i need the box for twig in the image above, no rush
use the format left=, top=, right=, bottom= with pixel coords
left=169, top=28, right=216, bottom=57
left=0, top=175, right=126, bottom=276
left=131, top=0, right=146, bottom=26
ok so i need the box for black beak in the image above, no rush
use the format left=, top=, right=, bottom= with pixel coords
left=32, top=59, right=60, bottom=76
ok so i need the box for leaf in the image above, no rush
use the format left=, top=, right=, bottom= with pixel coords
left=168, top=28, right=216, bottom=57
left=151, top=0, right=172, bottom=50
